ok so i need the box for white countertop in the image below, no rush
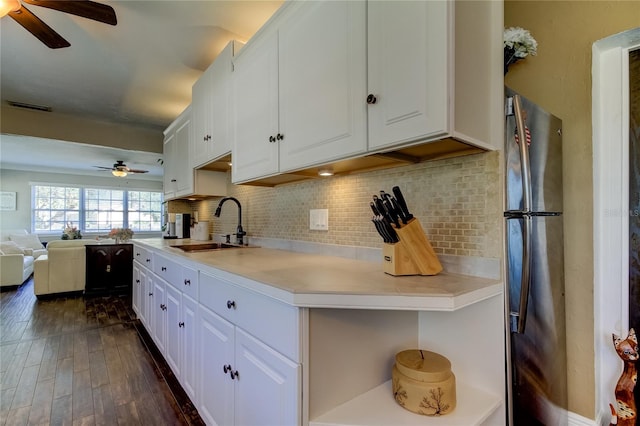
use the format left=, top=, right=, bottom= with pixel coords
left=136, top=238, right=503, bottom=311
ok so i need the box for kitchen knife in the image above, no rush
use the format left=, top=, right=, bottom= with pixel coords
left=371, top=215, right=388, bottom=242
left=380, top=216, right=399, bottom=243
left=373, top=195, right=391, bottom=224
left=381, top=191, right=405, bottom=226
left=380, top=194, right=401, bottom=228
left=392, top=186, right=414, bottom=222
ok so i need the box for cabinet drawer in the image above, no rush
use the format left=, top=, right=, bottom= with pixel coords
left=153, top=253, right=181, bottom=287
left=181, top=266, right=199, bottom=300
left=134, top=245, right=153, bottom=269
left=200, top=272, right=300, bottom=362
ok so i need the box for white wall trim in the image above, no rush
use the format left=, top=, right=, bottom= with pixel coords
left=592, top=27, right=640, bottom=423
left=569, top=410, right=598, bottom=426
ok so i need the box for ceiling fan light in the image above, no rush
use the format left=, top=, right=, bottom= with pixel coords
left=112, top=169, right=127, bottom=177
left=0, top=0, right=20, bottom=18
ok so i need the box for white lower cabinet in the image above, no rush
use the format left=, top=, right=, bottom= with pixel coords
left=150, top=275, right=167, bottom=355
left=198, top=305, right=235, bottom=426
left=198, top=271, right=302, bottom=426
left=180, top=294, right=199, bottom=404
left=165, top=284, right=182, bottom=378
left=197, top=305, right=301, bottom=426
left=234, top=328, right=300, bottom=426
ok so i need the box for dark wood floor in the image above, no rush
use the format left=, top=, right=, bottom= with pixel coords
left=0, top=279, right=202, bottom=426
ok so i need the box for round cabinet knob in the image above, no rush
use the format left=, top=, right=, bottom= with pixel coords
left=366, top=94, right=377, bottom=104
left=136, top=279, right=140, bottom=284
left=230, top=370, right=240, bottom=380
left=226, top=300, right=236, bottom=310
left=178, top=322, right=185, bottom=328
left=184, top=279, right=190, bottom=286
left=171, top=179, right=177, bottom=182
left=161, top=266, right=167, bottom=271
left=276, top=133, right=284, bottom=141
left=148, top=292, right=153, bottom=296
left=223, top=364, right=232, bottom=374
left=269, top=135, right=276, bottom=143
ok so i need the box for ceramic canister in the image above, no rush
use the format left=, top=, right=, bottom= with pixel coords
left=391, top=349, right=456, bottom=416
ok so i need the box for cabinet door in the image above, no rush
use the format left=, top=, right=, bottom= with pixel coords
left=278, top=0, right=367, bottom=172
left=163, top=132, right=177, bottom=198
left=209, top=42, right=235, bottom=162
left=181, top=294, right=199, bottom=405
left=198, top=306, right=235, bottom=426
left=165, top=284, right=182, bottom=378
left=367, top=1, right=449, bottom=151
left=232, top=32, right=279, bottom=183
left=111, top=245, right=132, bottom=294
left=234, top=328, right=301, bottom=426
left=132, top=264, right=141, bottom=316
left=191, top=66, right=212, bottom=168
left=175, top=116, right=194, bottom=196
left=139, top=267, right=149, bottom=328
left=85, top=246, right=110, bottom=293
left=151, top=276, right=167, bottom=354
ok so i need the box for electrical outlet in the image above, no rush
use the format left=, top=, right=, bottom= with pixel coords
left=310, top=209, right=328, bottom=231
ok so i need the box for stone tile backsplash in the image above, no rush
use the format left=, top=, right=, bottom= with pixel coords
left=187, top=151, right=502, bottom=259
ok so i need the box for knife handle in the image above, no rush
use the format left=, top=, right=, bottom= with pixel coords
left=392, top=186, right=413, bottom=221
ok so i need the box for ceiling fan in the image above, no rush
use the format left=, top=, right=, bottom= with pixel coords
left=1, top=0, right=117, bottom=49
left=95, top=161, right=149, bottom=177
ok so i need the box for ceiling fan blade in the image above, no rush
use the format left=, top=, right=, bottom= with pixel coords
left=93, top=166, right=114, bottom=170
left=23, top=0, right=117, bottom=26
left=9, top=5, right=70, bottom=49
left=127, top=169, right=149, bottom=174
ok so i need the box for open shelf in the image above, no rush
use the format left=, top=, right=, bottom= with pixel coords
left=310, top=380, right=503, bottom=426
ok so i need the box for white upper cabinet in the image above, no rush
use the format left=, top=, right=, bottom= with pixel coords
left=278, top=0, right=367, bottom=172
left=230, top=0, right=502, bottom=185
left=232, top=33, right=280, bottom=183
left=367, top=1, right=449, bottom=151
left=163, top=107, right=191, bottom=199
left=232, top=1, right=367, bottom=184
left=163, top=107, right=228, bottom=200
left=191, top=41, right=241, bottom=169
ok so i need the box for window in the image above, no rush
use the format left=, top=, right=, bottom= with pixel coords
left=33, top=186, right=81, bottom=232
left=32, top=185, right=163, bottom=233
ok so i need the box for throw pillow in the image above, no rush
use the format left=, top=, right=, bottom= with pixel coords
left=0, top=241, right=25, bottom=255
left=9, top=234, right=44, bottom=250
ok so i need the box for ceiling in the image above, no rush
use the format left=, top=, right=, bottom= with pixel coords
left=0, top=0, right=283, bottom=179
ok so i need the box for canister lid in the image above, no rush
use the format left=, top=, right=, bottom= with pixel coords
left=395, top=349, right=452, bottom=382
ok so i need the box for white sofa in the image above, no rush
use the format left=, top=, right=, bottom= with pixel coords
left=0, top=229, right=47, bottom=287
left=34, top=239, right=115, bottom=297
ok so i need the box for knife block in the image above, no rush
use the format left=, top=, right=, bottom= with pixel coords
left=382, top=218, right=442, bottom=276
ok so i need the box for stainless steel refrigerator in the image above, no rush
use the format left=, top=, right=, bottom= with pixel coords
left=504, top=87, right=568, bottom=425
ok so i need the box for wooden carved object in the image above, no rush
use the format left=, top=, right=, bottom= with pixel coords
left=610, top=328, right=638, bottom=426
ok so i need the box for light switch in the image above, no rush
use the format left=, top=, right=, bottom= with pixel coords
left=310, top=209, right=329, bottom=231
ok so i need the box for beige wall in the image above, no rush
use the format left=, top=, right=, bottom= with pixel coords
left=505, top=1, right=640, bottom=419
left=1, top=106, right=164, bottom=154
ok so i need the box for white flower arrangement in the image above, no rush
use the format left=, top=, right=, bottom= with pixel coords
left=504, top=27, right=538, bottom=74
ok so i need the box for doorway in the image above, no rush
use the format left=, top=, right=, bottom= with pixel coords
left=593, top=27, right=640, bottom=424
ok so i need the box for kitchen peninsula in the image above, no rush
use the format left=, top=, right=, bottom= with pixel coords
left=132, top=238, right=505, bottom=425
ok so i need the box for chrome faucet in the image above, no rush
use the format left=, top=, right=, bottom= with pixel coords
left=214, top=197, right=246, bottom=245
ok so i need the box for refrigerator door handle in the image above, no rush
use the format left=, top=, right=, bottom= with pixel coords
left=513, top=95, right=533, bottom=212
left=512, top=215, right=532, bottom=334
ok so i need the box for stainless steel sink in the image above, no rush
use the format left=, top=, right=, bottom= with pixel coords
left=172, top=243, right=242, bottom=252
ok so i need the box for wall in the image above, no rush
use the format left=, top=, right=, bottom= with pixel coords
left=505, top=1, right=640, bottom=419
left=0, top=168, right=162, bottom=235
left=191, top=151, right=502, bottom=260
left=1, top=106, right=163, bottom=154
